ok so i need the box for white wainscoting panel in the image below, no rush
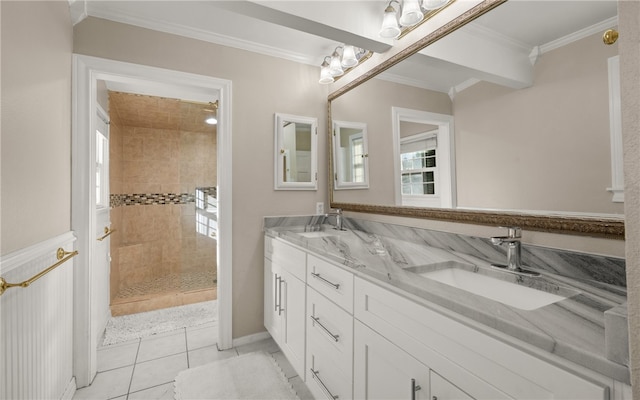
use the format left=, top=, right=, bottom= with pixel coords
left=0, top=232, right=77, bottom=399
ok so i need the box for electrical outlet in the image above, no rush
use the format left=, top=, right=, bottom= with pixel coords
left=316, top=202, right=324, bottom=215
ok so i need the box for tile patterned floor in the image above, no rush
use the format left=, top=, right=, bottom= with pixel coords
left=73, top=322, right=314, bottom=399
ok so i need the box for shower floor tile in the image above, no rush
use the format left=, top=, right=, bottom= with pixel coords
left=111, top=269, right=217, bottom=316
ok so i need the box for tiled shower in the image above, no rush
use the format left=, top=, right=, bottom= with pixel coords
left=108, top=92, right=218, bottom=316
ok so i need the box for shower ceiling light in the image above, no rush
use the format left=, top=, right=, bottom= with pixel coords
left=204, top=101, right=218, bottom=125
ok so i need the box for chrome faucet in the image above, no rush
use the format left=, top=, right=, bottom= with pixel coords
left=490, top=227, right=539, bottom=276
left=326, top=208, right=346, bottom=231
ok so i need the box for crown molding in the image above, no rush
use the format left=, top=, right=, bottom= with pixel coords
left=68, top=0, right=88, bottom=26
left=86, top=6, right=318, bottom=66
left=540, top=16, right=618, bottom=54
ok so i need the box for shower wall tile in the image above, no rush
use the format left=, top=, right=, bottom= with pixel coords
left=108, top=91, right=218, bottom=304
left=123, top=136, right=143, bottom=161
left=119, top=244, right=149, bottom=287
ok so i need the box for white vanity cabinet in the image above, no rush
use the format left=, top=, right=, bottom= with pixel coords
left=264, top=237, right=307, bottom=378
left=264, top=235, right=619, bottom=400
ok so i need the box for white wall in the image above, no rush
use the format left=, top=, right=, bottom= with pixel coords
left=1, top=2, right=76, bottom=398
left=1, top=1, right=73, bottom=255
left=73, top=17, right=329, bottom=338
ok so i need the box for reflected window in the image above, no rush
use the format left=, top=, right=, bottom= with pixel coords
left=401, top=150, right=436, bottom=195
left=350, top=134, right=364, bottom=182
left=195, top=187, right=217, bottom=239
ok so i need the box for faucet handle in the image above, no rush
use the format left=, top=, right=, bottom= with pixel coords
left=498, top=226, right=521, bottom=239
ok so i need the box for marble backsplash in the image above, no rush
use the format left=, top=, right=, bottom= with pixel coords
left=264, top=215, right=626, bottom=288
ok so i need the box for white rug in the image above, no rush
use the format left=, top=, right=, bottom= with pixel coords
left=174, top=352, right=299, bottom=400
left=102, top=301, right=217, bottom=346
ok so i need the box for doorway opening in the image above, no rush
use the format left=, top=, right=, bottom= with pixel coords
left=72, top=55, right=232, bottom=387
left=106, top=90, right=218, bottom=316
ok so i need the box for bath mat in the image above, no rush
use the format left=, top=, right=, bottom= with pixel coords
left=102, top=300, right=217, bottom=346
left=174, top=351, right=299, bottom=400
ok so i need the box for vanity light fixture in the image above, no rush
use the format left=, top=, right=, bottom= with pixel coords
left=204, top=100, right=218, bottom=125
left=399, top=0, right=423, bottom=26
left=379, top=0, right=453, bottom=39
left=379, top=1, right=402, bottom=39
left=319, top=57, right=335, bottom=84
left=318, top=46, right=370, bottom=85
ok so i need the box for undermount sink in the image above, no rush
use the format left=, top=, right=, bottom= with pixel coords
left=405, top=261, right=578, bottom=311
left=297, top=230, right=338, bottom=238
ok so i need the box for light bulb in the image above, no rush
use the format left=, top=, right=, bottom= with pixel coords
left=399, top=0, right=423, bottom=27
left=379, top=5, right=401, bottom=39
left=319, top=61, right=334, bottom=84
left=329, top=50, right=344, bottom=76
left=341, top=45, right=359, bottom=68
left=423, top=0, right=449, bottom=10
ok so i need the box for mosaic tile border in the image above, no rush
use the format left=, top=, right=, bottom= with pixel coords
left=110, top=187, right=217, bottom=208
left=110, top=193, right=194, bottom=207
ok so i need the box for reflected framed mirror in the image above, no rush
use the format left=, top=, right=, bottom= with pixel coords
left=274, top=113, right=318, bottom=190
left=328, top=0, right=624, bottom=238
left=333, top=120, right=370, bottom=190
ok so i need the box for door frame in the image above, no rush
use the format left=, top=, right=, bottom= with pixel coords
left=72, top=54, right=233, bottom=387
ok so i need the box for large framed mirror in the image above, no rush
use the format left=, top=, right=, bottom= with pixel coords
left=275, top=113, right=318, bottom=190
left=328, top=0, right=624, bottom=239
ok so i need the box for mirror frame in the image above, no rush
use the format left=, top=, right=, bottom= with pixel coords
left=327, top=0, right=625, bottom=240
left=274, top=113, right=318, bottom=190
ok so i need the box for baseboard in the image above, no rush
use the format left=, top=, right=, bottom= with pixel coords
left=232, top=331, right=271, bottom=348
left=61, top=377, right=76, bottom=400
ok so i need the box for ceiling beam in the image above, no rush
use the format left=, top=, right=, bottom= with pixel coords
left=211, top=1, right=392, bottom=54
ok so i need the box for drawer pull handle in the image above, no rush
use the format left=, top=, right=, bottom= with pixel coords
left=411, top=379, right=422, bottom=400
left=310, top=369, right=339, bottom=399
left=310, top=315, right=340, bottom=342
left=277, top=276, right=285, bottom=315
left=274, top=274, right=280, bottom=312
left=311, top=272, right=340, bottom=290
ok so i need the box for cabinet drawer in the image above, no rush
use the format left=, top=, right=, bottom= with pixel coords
left=271, top=237, right=306, bottom=281
left=307, top=254, right=353, bottom=313
left=307, top=339, right=353, bottom=400
left=307, top=287, right=353, bottom=370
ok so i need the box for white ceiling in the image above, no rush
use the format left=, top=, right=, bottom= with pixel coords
left=81, top=0, right=618, bottom=95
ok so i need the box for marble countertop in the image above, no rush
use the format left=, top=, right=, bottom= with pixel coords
left=265, top=224, right=629, bottom=383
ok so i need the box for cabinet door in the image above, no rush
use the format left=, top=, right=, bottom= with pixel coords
left=280, top=269, right=306, bottom=379
left=264, top=257, right=279, bottom=340
left=354, top=320, right=429, bottom=400
left=431, top=371, right=474, bottom=400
